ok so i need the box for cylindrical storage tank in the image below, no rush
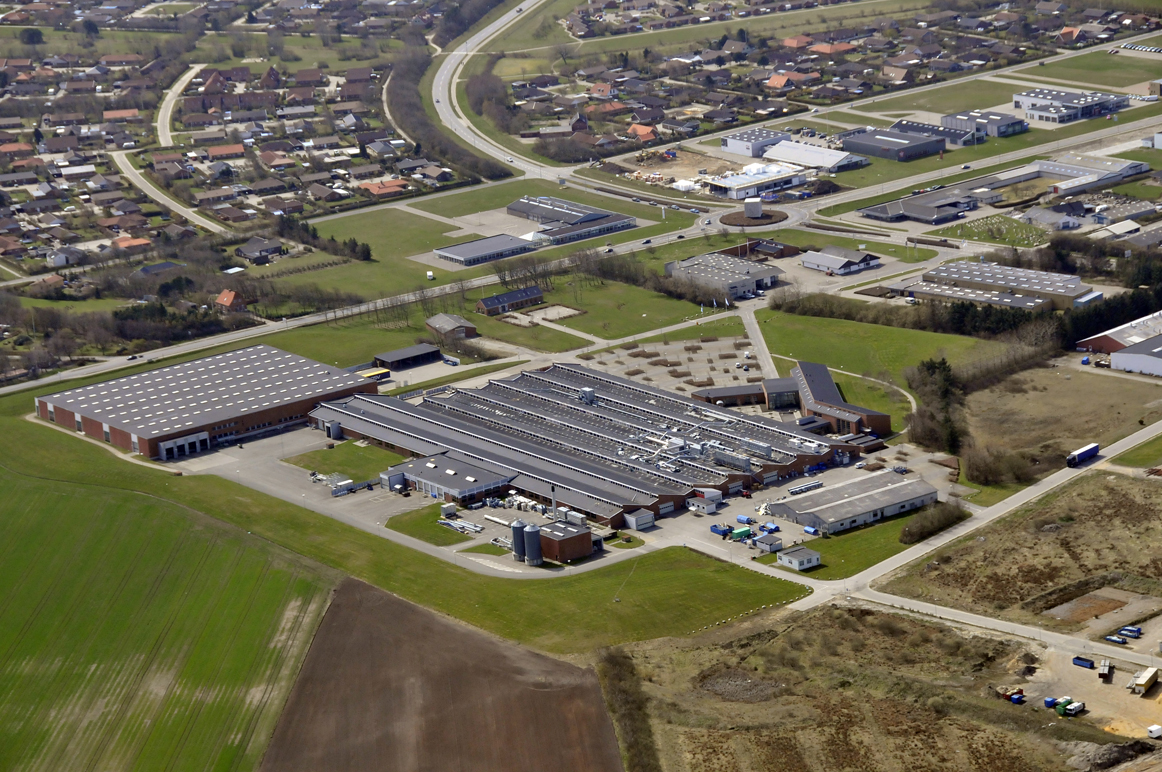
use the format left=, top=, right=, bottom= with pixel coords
left=744, top=197, right=762, bottom=218
left=523, top=523, right=543, bottom=566
left=511, top=519, right=526, bottom=562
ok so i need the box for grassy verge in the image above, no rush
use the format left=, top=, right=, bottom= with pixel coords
left=460, top=542, right=510, bottom=555
left=386, top=503, right=473, bottom=546
left=284, top=440, right=406, bottom=481
left=956, top=467, right=1026, bottom=507
left=385, top=359, right=529, bottom=395
left=1112, top=433, right=1162, bottom=467
left=611, top=534, right=645, bottom=549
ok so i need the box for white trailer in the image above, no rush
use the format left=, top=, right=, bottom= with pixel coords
left=1132, top=667, right=1157, bottom=695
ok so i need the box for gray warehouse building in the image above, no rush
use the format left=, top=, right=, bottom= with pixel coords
left=890, top=119, right=982, bottom=147
left=309, top=364, right=869, bottom=528
left=664, top=252, right=784, bottom=299
left=942, top=110, right=1028, bottom=137
left=720, top=127, right=790, bottom=157
left=434, top=234, right=536, bottom=266
left=842, top=129, right=945, bottom=161
left=506, top=195, right=636, bottom=244
left=765, top=470, right=938, bottom=534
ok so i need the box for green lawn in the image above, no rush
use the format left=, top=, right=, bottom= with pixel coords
left=755, top=309, right=1008, bottom=387
left=620, top=313, right=746, bottom=345
left=827, top=111, right=895, bottom=128
left=1112, top=433, right=1162, bottom=467
left=1016, top=51, right=1162, bottom=88
left=385, top=360, right=529, bottom=395
left=928, top=215, right=1047, bottom=248
left=314, top=208, right=477, bottom=274
left=534, top=281, right=703, bottom=339
left=256, top=316, right=433, bottom=368
left=1115, top=149, right=1161, bottom=167
left=284, top=440, right=406, bottom=482
left=955, top=468, right=1026, bottom=507
left=0, top=29, right=162, bottom=59
left=832, top=372, right=907, bottom=433
left=0, top=358, right=807, bottom=655
left=0, top=468, right=333, bottom=772
left=18, top=296, right=130, bottom=313
left=862, top=80, right=1023, bottom=115
left=387, top=503, right=473, bottom=546
left=611, top=534, right=645, bottom=549
left=758, top=511, right=920, bottom=580
left=1111, top=180, right=1162, bottom=200
left=460, top=542, right=510, bottom=555
left=144, top=2, right=198, bottom=14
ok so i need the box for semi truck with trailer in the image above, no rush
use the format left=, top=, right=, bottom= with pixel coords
left=1067, top=443, right=1099, bottom=467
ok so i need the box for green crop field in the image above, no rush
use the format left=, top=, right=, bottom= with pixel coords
left=928, top=214, right=1047, bottom=248
left=1016, top=51, right=1162, bottom=88
left=0, top=469, right=334, bottom=772
left=387, top=503, right=472, bottom=546
left=285, top=440, right=406, bottom=481
left=758, top=511, right=921, bottom=579
left=755, top=309, right=1008, bottom=387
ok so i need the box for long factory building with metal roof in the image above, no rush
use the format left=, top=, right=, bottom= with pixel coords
left=35, top=345, right=377, bottom=460
left=309, top=363, right=867, bottom=528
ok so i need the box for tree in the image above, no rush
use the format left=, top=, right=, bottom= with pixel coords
left=246, top=10, right=257, bottom=23
left=19, top=28, right=44, bottom=46
left=81, top=19, right=99, bottom=36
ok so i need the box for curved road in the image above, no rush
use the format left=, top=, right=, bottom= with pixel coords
left=156, top=63, right=205, bottom=148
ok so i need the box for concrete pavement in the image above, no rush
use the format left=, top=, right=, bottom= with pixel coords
left=739, top=305, right=778, bottom=378
left=156, top=64, right=205, bottom=147
left=111, top=151, right=229, bottom=234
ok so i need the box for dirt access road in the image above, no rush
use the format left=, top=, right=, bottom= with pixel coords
left=260, top=579, right=624, bottom=772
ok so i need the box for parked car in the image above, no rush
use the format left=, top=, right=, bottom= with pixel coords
left=1104, top=635, right=1128, bottom=645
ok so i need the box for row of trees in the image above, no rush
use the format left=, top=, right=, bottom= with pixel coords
left=276, top=216, right=373, bottom=261
left=387, top=49, right=512, bottom=180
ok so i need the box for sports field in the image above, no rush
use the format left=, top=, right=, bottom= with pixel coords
left=755, top=309, right=1009, bottom=386
left=0, top=468, right=334, bottom=772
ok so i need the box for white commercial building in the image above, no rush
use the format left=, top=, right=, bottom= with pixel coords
left=799, top=245, right=881, bottom=275
left=777, top=546, right=821, bottom=571
left=705, top=162, right=806, bottom=200
left=762, top=141, right=866, bottom=172
left=1111, top=335, right=1162, bottom=377
left=720, top=127, right=790, bottom=157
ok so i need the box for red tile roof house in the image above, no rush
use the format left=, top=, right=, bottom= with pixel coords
left=361, top=179, right=410, bottom=198
left=206, top=144, right=246, bottom=160
left=215, top=289, right=249, bottom=313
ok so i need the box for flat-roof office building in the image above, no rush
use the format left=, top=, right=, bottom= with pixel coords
left=664, top=252, right=784, bottom=299
left=720, top=127, right=790, bottom=157
left=942, top=110, right=1028, bottom=137
left=842, top=129, right=945, bottom=161
left=434, top=234, right=536, bottom=266
left=36, top=345, right=376, bottom=460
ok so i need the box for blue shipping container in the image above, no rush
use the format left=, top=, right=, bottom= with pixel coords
left=1044, top=697, right=1056, bottom=708
left=1073, top=656, right=1095, bottom=669
left=1011, top=694, right=1024, bottom=704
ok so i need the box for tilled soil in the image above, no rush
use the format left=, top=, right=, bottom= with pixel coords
left=259, top=578, right=624, bottom=772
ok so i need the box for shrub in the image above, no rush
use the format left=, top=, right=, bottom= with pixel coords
left=899, top=502, right=970, bottom=545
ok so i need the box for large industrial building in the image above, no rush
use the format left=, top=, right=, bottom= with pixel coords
left=1111, top=336, right=1162, bottom=377
left=36, top=345, right=377, bottom=460
left=888, top=277, right=1052, bottom=311
left=799, top=245, right=881, bottom=275
left=890, top=119, right=982, bottom=148
left=310, top=364, right=870, bottom=528
left=941, top=110, right=1028, bottom=138
left=760, top=141, right=867, bottom=173
left=908, top=261, right=1101, bottom=310
left=506, top=195, right=636, bottom=244
left=765, top=470, right=938, bottom=535
left=859, top=154, right=1149, bottom=224
left=1012, top=88, right=1128, bottom=124
left=1078, top=311, right=1162, bottom=353
left=842, top=129, right=945, bottom=161
left=664, top=252, right=785, bottom=299
left=705, top=161, right=807, bottom=199
left=434, top=234, right=536, bottom=266
left=720, top=127, right=790, bottom=157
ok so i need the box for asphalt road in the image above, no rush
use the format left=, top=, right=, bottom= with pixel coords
left=111, top=150, right=229, bottom=234
left=156, top=64, right=206, bottom=148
